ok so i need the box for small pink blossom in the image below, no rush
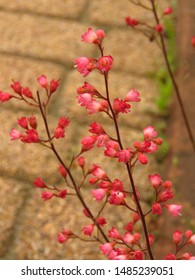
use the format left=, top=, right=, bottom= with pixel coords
left=158, top=190, right=174, bottom=202
left=22, top=87, right=33, bottom=98
left=57, top=189, right=67, bottom=198
left=96, top=217, right=107, bottom=226
left=17, top=117, right=28, bottom=129
left=54, top=127, right=65, bottom=139
left=81, top=27, right=105, bottom=45
left=96, top=134, right=109, bottom=147
left=92, top=188, right=107, bottom=201
left=185, top=230, right=193, bottom=239
left=125, top=88, right=141, bottom=102
left=50, top=79, right=60, bottom=94
left=152, top=203, right=162, bottom=215
left=10, top=81, right=22, bottom=94
left=143, top=126, right=158, bottom=140
left=10, top=128, right=22, bottom=140
left=21, top=129, right=39, bottom=143
left=41, top=191, right=53, bottom=200
left=148, top=173, right=162, bottom=189
left=123, top=232, right=135, bottom=244
left=108, top=227, right=122, bottom=239
left=58, top=117, right=70, bottom=129
left=33, top=178, right=47, bottom=188
left=109, top=190, right=125, bottom=205
left=166, top=204, right=182, bottom=217
left=98, top=56, right=113, bottom=72
left=155, top=24, right=163, bottom=33
left=116, top=149, right=132, bottom=163
left=173, top=230, right=182, bottom=244
left=112, top=179, right=124, bottom=191
left=77, top=156, right=85, bottom=168
left=89, top=122, right=105, bottom=135
left=81, top=135, right=97, bottom=151
left=77, top=82, right=99, bottom=95
left=57, top=229, right=72, bottom=243
left=125, top=16, right=139, bottom=27
left=188, top=234, right=195, bottom=244
left=77, top=93, right=93, bottom=107
left=28, top=116, right=37, bottom=129
left=113, top=98, right=131, bottom=114
left=74, top=57, right=97, bottom=77
left=104, top=140, right=119, bottom=158
left=0, top=92, right=13, bottom=102
left=164, top=7, right=173, bottom=15
left=162, top=180, right=172, bottom=189
left=37, top=74, right=48, bottom=88
left=91, top=165, right=107, bottom=179
left=82, top=224, right=94, bottom=236
left=87, top=100, right=105, bottom=114
left=100, top=243, right=114, bottom=256
left=125, top=222, right=133, bottom=232
left=138, top=153, right=148, bottom=164
left=133, top=250, right=144, bottom=260
left=59, top=165, right=67, bottom=178
left=165, top=253, right=176, bottom=260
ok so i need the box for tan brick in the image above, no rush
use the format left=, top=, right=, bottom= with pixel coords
left=88, top=0, right=155, bottom=26
left=0, top=12, right=92, bottom=65
left=0, top=0, right=87, bottom=19
left=0, top=177, right=28, bottom=257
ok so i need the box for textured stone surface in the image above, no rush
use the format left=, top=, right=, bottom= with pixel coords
left=0, top=0, right=174, bottom=260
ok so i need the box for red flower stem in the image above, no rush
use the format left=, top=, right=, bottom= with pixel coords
left=36, top=91, right=109, bottom=243
left=102, top=71, right=154, bottom=260
left=150, top=0, right=195, bottom=152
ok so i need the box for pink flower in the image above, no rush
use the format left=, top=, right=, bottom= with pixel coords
left=155, top=24, right=163, bottom=33
left=87, top=100, right=108, bottom=114
left=152, top=203, right=162, bottom=215
left=109, top=190, right=125, bottom=205
left=133, top=250, right=144, bottom=260
left=74, top=57, right=97, bottom=77
left=162, top=180, right=172, bottom=189
left=82, top=224, right=94, bottom=236
left=164, top=7, right=173, bottom=15
left=113, top=98, right=131, bottom=114
left=17, top=117, right=28, bottom=129
left=96, top=217, right=107, bottom=226
left=164, top=253, right=176, bottom=260
left=185, top=230, right=193, bottom=239
left=148, top=173, right=162, bottom=188
left=125, top=88, right=141, bottom=102
left=77, top=156, right=85, bottom=168
left=158, top=190, right=174, bottom=202
left=138, top=153, right=148, bottom=164
left=125, top=16, right=139, bottom=27
left=0, top=92, right=13, bottom=102
left=37, top=74, right=48, bottom=88
left=77, top=82, right=99, bottom=95
left=50, top=79, right=59, bottom=94
left=59, top=165, right=67, bottom=178
left=21, top=129, right=39, bottom=143
left=77, top=93, right=93, bottom=107
left=112, top=179, right=124, bottom=191
left=188, top=234, right=195, bottom=244
left=108, top=227, right=122, bottom=239
left=143, top=126, right=158, bottom=140
left=116, top=149, right=132, bottom=163
left=41, top=191, right=53, bottom=200
left=92, top=188, right=107, bottom=201
left=58, top=117, right=70, bottom=129
left=81, top=135, right=97, bottom=151
left=123, top=232, right=135, bottom=244
left=10, top=128, right=22, bottom=140
left=166, top=204, right=182, bottom=216
left=125, top=222, right=133, bottom=232
left=28, top=116, right=37, bottom=129
left=89, top=122, right=105, bottom=135
left=173, top=230, right=182, bottom=244
left=22, top=87, right=33, bottom=98
left=54, top=127, right=65, bottom=139
left=57, top=189, right=67, bottom=198
left=10, top=81, right=22, bottom=94
left=98, top=56, right=113, bottom=72
left=81, top=27, right=105, bottom=45
left=96, top=134, right=109, bottom=147
left=100, top=243, right=114, bottom=256
left=33, top=178, right=47, bottom=188
left=91, top=165, right=107, bottom=179
left=191, top=36, right=195, bottom=48
left=57, top=233, right=68, bottom=243
left=104, top=140, right=119, bottom=157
